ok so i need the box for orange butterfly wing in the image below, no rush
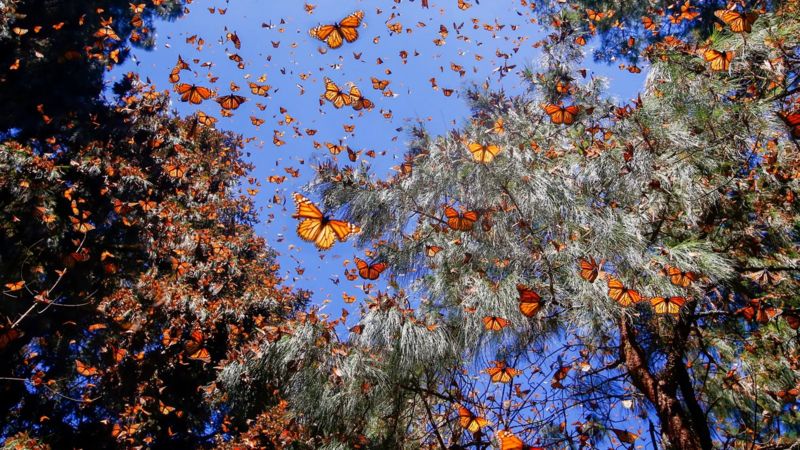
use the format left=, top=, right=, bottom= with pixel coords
left=323, top=78, right=352, bottom=108
left=517, top=284, right=542, bottom=317
left=578, top=257, right=599, bottom=283
left=337, top=11, right=364, bottom=43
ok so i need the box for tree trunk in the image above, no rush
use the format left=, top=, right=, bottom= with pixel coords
left=619, top=318, right=711, bottom=450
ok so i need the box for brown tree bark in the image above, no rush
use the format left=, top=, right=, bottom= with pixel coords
left=619, top=318, right=712, bottom=450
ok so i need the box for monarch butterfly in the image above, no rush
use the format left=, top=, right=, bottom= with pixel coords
left=457, top=406, right=489, bottom=433
left=426, top=245, right=443, bottom=257
left=457, top=0, right=471, bottom=10
left=4, top=280, right=24, bottom=291
left=309, top=11, right=364, bottom=49
left=164, top=163, right=187, bottom=178
left=292, top=193, right=361, bottom=250
left=650, top=296, right=687, bottom=315
left=354, top=257, right=387, bottom=280
left=497, top=430, right=544, bottom=450
left=349, top=85, right=374, bottom=111
left=482, top=316, right=509, bottom=331
left=248, top=82, right=270, bottom=96
left=779, top=111, right=800, bottom=139
left=491, top=118, right=505, bottom=134
left=642, top=16, right=658, bottom=33
left=703, top=49, right=733, bottom=71
left=175, top=83, right=214, bottom=104
left=445, top=206, right=478, bottom=231
left=666, top=266, right=698, bottom=288
left=111, top=422, right=141, bottom=441
left=578, top=257, right=600, bottom=283
left=714, top=8, right=758, bottom=33
left=196, top=111, right=217, bottom=127
left=467, top=142, right=501, bottom=163
left=75, top=360, right=99, bottom=376
left=611, top=429, right=639, bottom=444
left=517, top=284, right=542, bottom=317
left=371, top=77, right=390, bottom=90
left=326, top=142, right=346, bottom=155
left=486, top=361, right=522, bottom=383
left=543, top=103, right=579, bottom=125
left=607, top=277, right=641, bottom=306
left=184, top=329, right=210, bottom=362
left=215, top=94, right=246, bottom=110
left=736, top=299, right=779, bottom=324
left=783, top=312, right=800, bottom=330
left=323, top=78, right=352, bottom=108
left=555, top=79, right=570, bottom=94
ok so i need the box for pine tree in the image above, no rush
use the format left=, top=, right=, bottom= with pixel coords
left=231, top=3, right=800, bottom=449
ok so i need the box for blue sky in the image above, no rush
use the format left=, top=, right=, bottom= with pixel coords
left=111, top=0, right=644, bottom=321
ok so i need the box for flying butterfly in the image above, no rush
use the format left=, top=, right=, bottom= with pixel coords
left=497, top=430, right=544, bottom=450
left=174, top=83, right=213, bottom=104
left=292, top=193, right=361, bottom=250
left=248, top=82, right=271, bottom=96
left=516, top=284, right=542, bottom=317
left=309, top=11, right=364, bottom=49
left=354, top=257, right=387, bottom=280
left=714, top=8, right=758, bottom=33
left=650, top=296, right=687, bottom=315
left=445, top=206, right=478, bottom=231
left=467, top=142, right=502, bottom=163
left=703, top=49, right=733, bottom=71
left=371, top=77, right=390, bottom=90
left=607, top=277, right=641, bottom=306
left=322, top=78, right=353, bottom=108
left=457, top=406, right=489, bottom=433
left=543, top=103, right=579, bottom=125
left=215, top=94, right=246, bottom=110
left=349, top=85, right=374, bottom=111
left=486, top=361, right=522, bottom=383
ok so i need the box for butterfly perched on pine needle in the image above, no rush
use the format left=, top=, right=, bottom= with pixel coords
left=497, top=430, right=545, bottom=450
left=445, top=206, right=478, bottom=231
left=714, top=8, right=758, bottom=33
left=486, top=361, right=522, bottom=383
left=543, top=103, right=579, bottom=125
left=516, top=284, right=542, bottom=317
left=457, top=406, right=489, bottom=433
left=309, top=11, right=364, bottom=49
left=666, top=266, right=698, bottom=288
left=292, top=193, right=361, bottom=250
left=322, top=78, right=353, bottom=108
left=354, top=257, right=387, bottom=280
left=482, top=316, right=509, bottom=331
left=467, top=142, right=501, bottom=163
left=703, top=49, right=733, bottom=71
left=607, top=277, right=641, bottom=306
left=650, top=296, right=687, bottom=315
left=578, top=257, right=600, bottom=283
left=174, top=83, right=214, bottom=104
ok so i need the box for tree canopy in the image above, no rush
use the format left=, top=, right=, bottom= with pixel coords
left=2, top=0, right=800, bottom=449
